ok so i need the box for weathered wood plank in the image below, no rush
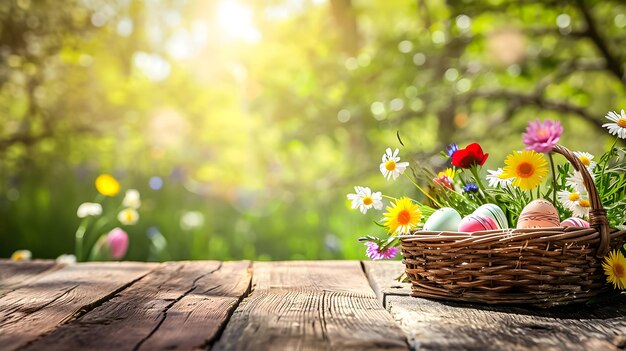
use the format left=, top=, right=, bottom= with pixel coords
left=138, top=261, right=251, bottom=351
left=0, top=261, right=155, bottom=351
left=0, top=260, right=60, bottom=296
left=213, top=261, right=409, bottom=351
left=22, top=261, right=252, bottom=351
left=364, top=261, right=626, bottom=351
left=361, top=260, right=411, bottom=305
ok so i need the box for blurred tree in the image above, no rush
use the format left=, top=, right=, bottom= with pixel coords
left=0, top=0, right=624, bottom=260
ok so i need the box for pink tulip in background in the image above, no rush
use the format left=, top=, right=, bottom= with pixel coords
left=107, top=227, right=129, bottom=259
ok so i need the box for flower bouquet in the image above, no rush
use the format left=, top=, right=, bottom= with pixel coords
left=348, top=112, right=626, bottom=307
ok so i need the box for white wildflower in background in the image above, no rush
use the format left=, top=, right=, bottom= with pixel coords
left=122, top=189, right=141, bottom=209
left=118, top=208, right=139, bottom=225
left=347, top=186, right=383, bottom=214
left=486, top=168, right=512, bottom=187
left=56, top=254, right=77, bottom=264
left=76, top=202, right=103, bottom=218
left=603, top=110, right=626, bottom=139
left=379, top=148, right=409, bottom=181
left=180, top=211, right=205, bottom=231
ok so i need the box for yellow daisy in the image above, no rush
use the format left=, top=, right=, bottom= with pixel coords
left=437, top=168, right=455, bottom=179
left=500, top=150, right=548, bottom=191
left=602, top=250, right=626, bottom=290
left=95, top=174, right=121, bottom=197
left=384, top=197, right=421, bottom=235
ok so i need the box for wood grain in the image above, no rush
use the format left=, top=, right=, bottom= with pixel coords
left=213, top=261, right=409, bottom=351
left=0, top=260, right=59, bottom=296
left=364, top=261, right=626, bottom=351
left=0, top=261, right=155, bottom=351
left=22, top=261, right=252, bottom=351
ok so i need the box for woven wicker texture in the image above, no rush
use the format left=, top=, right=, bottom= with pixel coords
left=400, top=144, right=626, bottom=307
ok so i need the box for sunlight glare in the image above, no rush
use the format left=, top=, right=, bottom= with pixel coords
left=216, top=0, right=261, bottom=43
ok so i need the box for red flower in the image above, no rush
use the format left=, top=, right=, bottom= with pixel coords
left=451, top=143, right=488, bottom=169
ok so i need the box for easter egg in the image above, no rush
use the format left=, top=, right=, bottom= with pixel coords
left=516, top=199, right=560, bottom=229
left=458, top=214, right=499, bottom=232
left=423, top=207, right=462, bottom=232
left=474, top=204, right=509, bottom=229
left=561, top=217, right=590, bottom=228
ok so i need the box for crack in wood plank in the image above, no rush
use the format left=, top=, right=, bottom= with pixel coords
left=16, top=261, right=252, bottom=351
left=0, top=262, right=157, bottom=351
left=132, top=262, right=222, bottom=351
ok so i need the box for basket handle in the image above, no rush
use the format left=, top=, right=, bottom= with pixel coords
left=552, top=144, right=609, bottom=257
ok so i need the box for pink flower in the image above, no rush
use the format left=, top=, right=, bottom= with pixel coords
left=364, top=242, right=399, bottom=260
left=107, top=227, right=129, bottom=259
left=523, top=119, right=563, bottom=153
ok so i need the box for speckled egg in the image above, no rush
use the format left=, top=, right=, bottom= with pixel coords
left=458, top=214, right=499, bottom=232
left=474, top=204, right=509, bottom=229
left=423, top=207, right=462, bottom=232
left=561, top=217, right=590, bottom=228
left=516, top=199, right=561, bottom=229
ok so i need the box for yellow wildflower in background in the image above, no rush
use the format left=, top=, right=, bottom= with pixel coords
left=603, top=250, right=626, bottom=290
left=500, top=150, right=548, bottom=191
left=384, top=197, right=421, bottom=235
left=95, top=174, right=121, bottom=197
left=11, top=250, right=32, bottom=261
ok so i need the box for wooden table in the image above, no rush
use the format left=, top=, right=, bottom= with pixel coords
left=2, top=260, right=626, bottom=351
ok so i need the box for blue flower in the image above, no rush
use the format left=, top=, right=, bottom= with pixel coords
left=445, top=144, right=459, bottom=157
left=463, top=183, right=479, bottom=193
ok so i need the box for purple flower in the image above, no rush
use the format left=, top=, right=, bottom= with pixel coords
left=523, top=119, right=563, bottom=153
left=107, top=227, right=129, bottom=259
left=445, top=144, right=459, bottom=157
left=463, top=183, right=479, bottom=193
left=365, top=242, right=399, bottom=260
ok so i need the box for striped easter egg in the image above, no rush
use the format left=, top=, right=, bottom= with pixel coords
left=474, top=204, right=509, bottom=229
left=458, top=214, right=499, bottom=232
left=561, top=217, right=590, bottom=228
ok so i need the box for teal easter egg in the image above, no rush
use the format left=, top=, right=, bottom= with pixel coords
left=423, top=207, right=462, bottom=232
left=474, top=204, right=509, bottom=229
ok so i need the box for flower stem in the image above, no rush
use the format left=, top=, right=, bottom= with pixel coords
left=74, top=218, right=91, bottom=262
left=469, top=166, right=493, bottom=203
left=599, top=137, right=619, bottom=194
left=548, top=152, right=557, bottom=205
left=403, top=173, right=441, bottom=207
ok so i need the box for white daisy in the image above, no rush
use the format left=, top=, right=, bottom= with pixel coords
left=486, top=168, right=513, bottom=188
left=77, top=202, right=103, bottom=218
left=122, top=189, right=141, bottom=209
left=346, top=186, right=384, bottom=214
left=118, top=208, right=139, bottom=225
left=573, top=151, right=597, bottom=171
left=557, top=189, right=583, bottom=211
left=602, top=109, right=626, bottom=139
left=379, top=148, right=409, bottom=180
left=571, top=198, right=591, bottom=218
left=566, top=170, right=593, bottom=194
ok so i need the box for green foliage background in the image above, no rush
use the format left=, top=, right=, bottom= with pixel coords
left=1, top=0, right=625, bottom=261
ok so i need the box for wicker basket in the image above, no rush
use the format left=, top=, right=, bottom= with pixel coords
left=400, top=144, right=626, bottom=307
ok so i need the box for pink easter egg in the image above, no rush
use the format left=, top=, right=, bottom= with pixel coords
left=561, top=217, right=590, bottom=228
left=458, top=214, right=499, bottom=232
